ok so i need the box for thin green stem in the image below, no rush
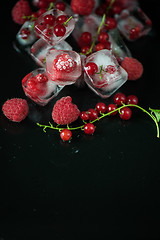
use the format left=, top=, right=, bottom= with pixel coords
left=63, top=16, right=73, bottom=26
left=37, top=104, right=160, bottom=138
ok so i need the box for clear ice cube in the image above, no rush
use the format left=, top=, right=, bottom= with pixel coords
left=84, top=49, right=128, bottom=98
left=30, top=38, right=72, bottom=67
left=22, top=68, right=64, bottom=106
left=34, top=9, right=75, bottom=45
left=46, top=49, right=82, bottom=85
left=115, top=7, right=152, bottom=41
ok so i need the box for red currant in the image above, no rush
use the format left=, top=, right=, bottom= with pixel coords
left=20, top=28, right=30, bottom=39
left=87, top=109, right=99, bottom=120
left=98, top=32, right=109, bottom=43
left=55, top=2, right=66, bottom=11
left=80, top=111, right=89, bottom=121
left=44, top=14, right=55, bottom=25
left=85, top=62, right=98, bottom=75
left=37, top=8, right=46, bottom=16
left=106, top=104, right=117, bottom=116
left=129, top=26, right=141, bottom=40
left=60, top=129, right=72, bottom=141
left=113, top=93, right=126, bottom=106
left=126, top=95, right=138, bottom=105
left=95, top=102, right=107, bottom=114
left=56, top=15, right=67, bottom=24
left=43, top=28, right=53, bottom=40
left=80, top=32, right=92, bottom=45
left=106, top=65, right=116, bottom=74
left=81, top=46, right=90, bottom=55
left=37, top=0, right=48, bottom=8
left=95, top=43, right=105, bottom=51
left=119, top=107, right=132, bottom=120
left=83, top=123, right=95, bottom=135
left=103, top=40, right=111, bottom=50
left=105, top=17, right=117, bottom=30
left=53, top=24, right=66, bottom=37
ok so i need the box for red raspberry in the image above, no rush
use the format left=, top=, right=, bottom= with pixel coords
left=71, top=0, right=95, bottom=15
left=2, top=98, right=29, bottom=122
left=11, top=0, right=32, bottom=25
left=52, top=96, right=80, bottom=125
left=121, top=57, right=143, bottom=80
left=53, top=53, right=77, bottom=73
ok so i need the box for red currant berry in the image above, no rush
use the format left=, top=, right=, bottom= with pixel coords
left=56, top=15, right=67, bottom=24
left=126, top=95, right=138, bottom=105
left=95, top=43, right=105, bottom=51
left=119, top=107, right=132, bottom=120
left=95, top=102, right=107, bottom=114
left=85, top=62, right=98, bottom=75
left=80, top=111, right=89, bottom=121
left=37, top=0, right=48, bottom=8
left=103, top=40, right=111, bottom=50
left=37, top=8, right=46, bottom=16
left=95, top=6, right=105, bottom=16
left=112, top=4, right=122, bottom=15
left=105, top=17, right=117, bottom=30
left=106, top=104, right=117, bottom=116
left=53, top=24, right=66, bottom=37
left=55, top=2, right=66, bottom=11
left=113, top=93, right=126, bottom=106
left=80, top=32, right=92, bottom=45
left=20, top=28, right=30, bottom=39
left=44, top=14, right=55, bottom=25
left=60, top=129, right=72, bottom=141
left=43, top=28, right=53, bottom=39
left=35, top=22, right=46, bottom=34
left=98, top=32, right=109, bottom=43
left=87, top=108, right=99, bottom=120
left=106, top=65, right=116, bottom=74
left=81, top=46, right=90, bottom=55
left=129, top=26, right=140, bottom=40
left=84, top=123, right=95, bottom=135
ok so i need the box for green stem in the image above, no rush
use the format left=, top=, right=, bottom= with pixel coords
left=63, top=16, right=73, bottom=26
left=106, top=0, right=115, bottom=15
left=37, top=104, right=160, bottom=138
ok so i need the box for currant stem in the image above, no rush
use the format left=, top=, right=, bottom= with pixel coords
left=63, top=16, right=72, bottom=26
left=37, top=104, right=160, bottom=138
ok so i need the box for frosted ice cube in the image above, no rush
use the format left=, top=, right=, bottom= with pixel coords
left=115, top=7, right=152, bottom=41
left=34, top=9, right=75, bottom=45
left=30, top=38, right=72, bottom=67
left=22, top=68, right=64, bottom=106
left=46, top=49, right=82, bottom=85
left=84, top=49, right=128, bottom=98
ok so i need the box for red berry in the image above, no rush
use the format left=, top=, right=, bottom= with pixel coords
left=83, top=123, right=95, bottom=135
left=37, top=8, right=46, bottom=16
left=106, top=65, right=116, bottom=74
left=81, top=46, right=90, bottom=55
left=129, top=26, right=140, bottom=40
left=43, top=28, right=53, bottom=40
left=85, top=62, right=98, bottom=75
left=53, top=24, right=66, bottom=37
left=121, top=57, right=143, bottom=81
left=20, top=28, right=30, bottom=39
left=126, top=95, right=138, bottom=105
left=36, top=73, right=48, bottom=83
left=53, top=53, right=77, bottom=73
left=55, top=2, right=66, bottom=11
left=56, top=15, right=67, bottom=24
left=35, top=21, right=47, bottom=34
left=113, top=93, right=126, bottom=106
left=103, top=40, right=111, bottom=50
left=80, top=111, right=89, bottom=121
left=11, top=0, right=32, bottom=25
left=95, top=43, right=105, bottom=51
left=71, top=0, right=95, bottom=15
left=106, top=104, right=117, bottom=116
left=60, top=129, right=72, bottom=141
left=37, top=0, right=48, bottom=8
left=105, top=17, right=117, bottom=30
left=44, top=14, right=55, bottom=25
left=80, top=32, right=92, bottom=45
left=119, top=107, right=132, bottom=120
left=2, top=98, right=29, bottom=122
left=87, top=108, right=98, bottom=120
left=98, top=32, right=109, bottom=43
left=95, top=102, right=107, bottom=114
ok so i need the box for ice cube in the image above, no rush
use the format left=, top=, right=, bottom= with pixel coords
left=84, top=49, right=128, bottom=98
left=22, top=68, right=64, bottom=106
left=30, top=38, right=72, bottom=67
left=34, top=9, right=75, bottom=45
left=115, top=7, right=152, bottom=41
left=46, top=49, right=82, bottom=85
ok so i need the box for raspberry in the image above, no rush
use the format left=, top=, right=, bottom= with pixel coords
left=121, top=57, right=143, bottom=80
left=52, top=96, right=80, bottom=125
left=71, top=0, right=95, bottom=15
left=53, top=53, right=77, bottom=73
left=2, top=98, right=29, bottom=122
left=11, top=0, right=32, bottom=25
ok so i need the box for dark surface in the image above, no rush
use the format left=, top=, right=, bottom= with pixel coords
left=0, top=1, right=160, bottom=239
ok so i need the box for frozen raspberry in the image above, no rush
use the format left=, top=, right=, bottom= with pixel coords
left=53, top=53, right=77, bottom=73
left=121, top=57, right=143, bottom=80
left=52, top=96, right=80, bottom=125
left=71, top=0, right=95, bottom=15
left=11, top=0, right=32, bottom=25
left=2, top=98, right=29, bottom=122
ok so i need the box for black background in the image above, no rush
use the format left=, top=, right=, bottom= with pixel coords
left=0, top=1, right=160, bottom=239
